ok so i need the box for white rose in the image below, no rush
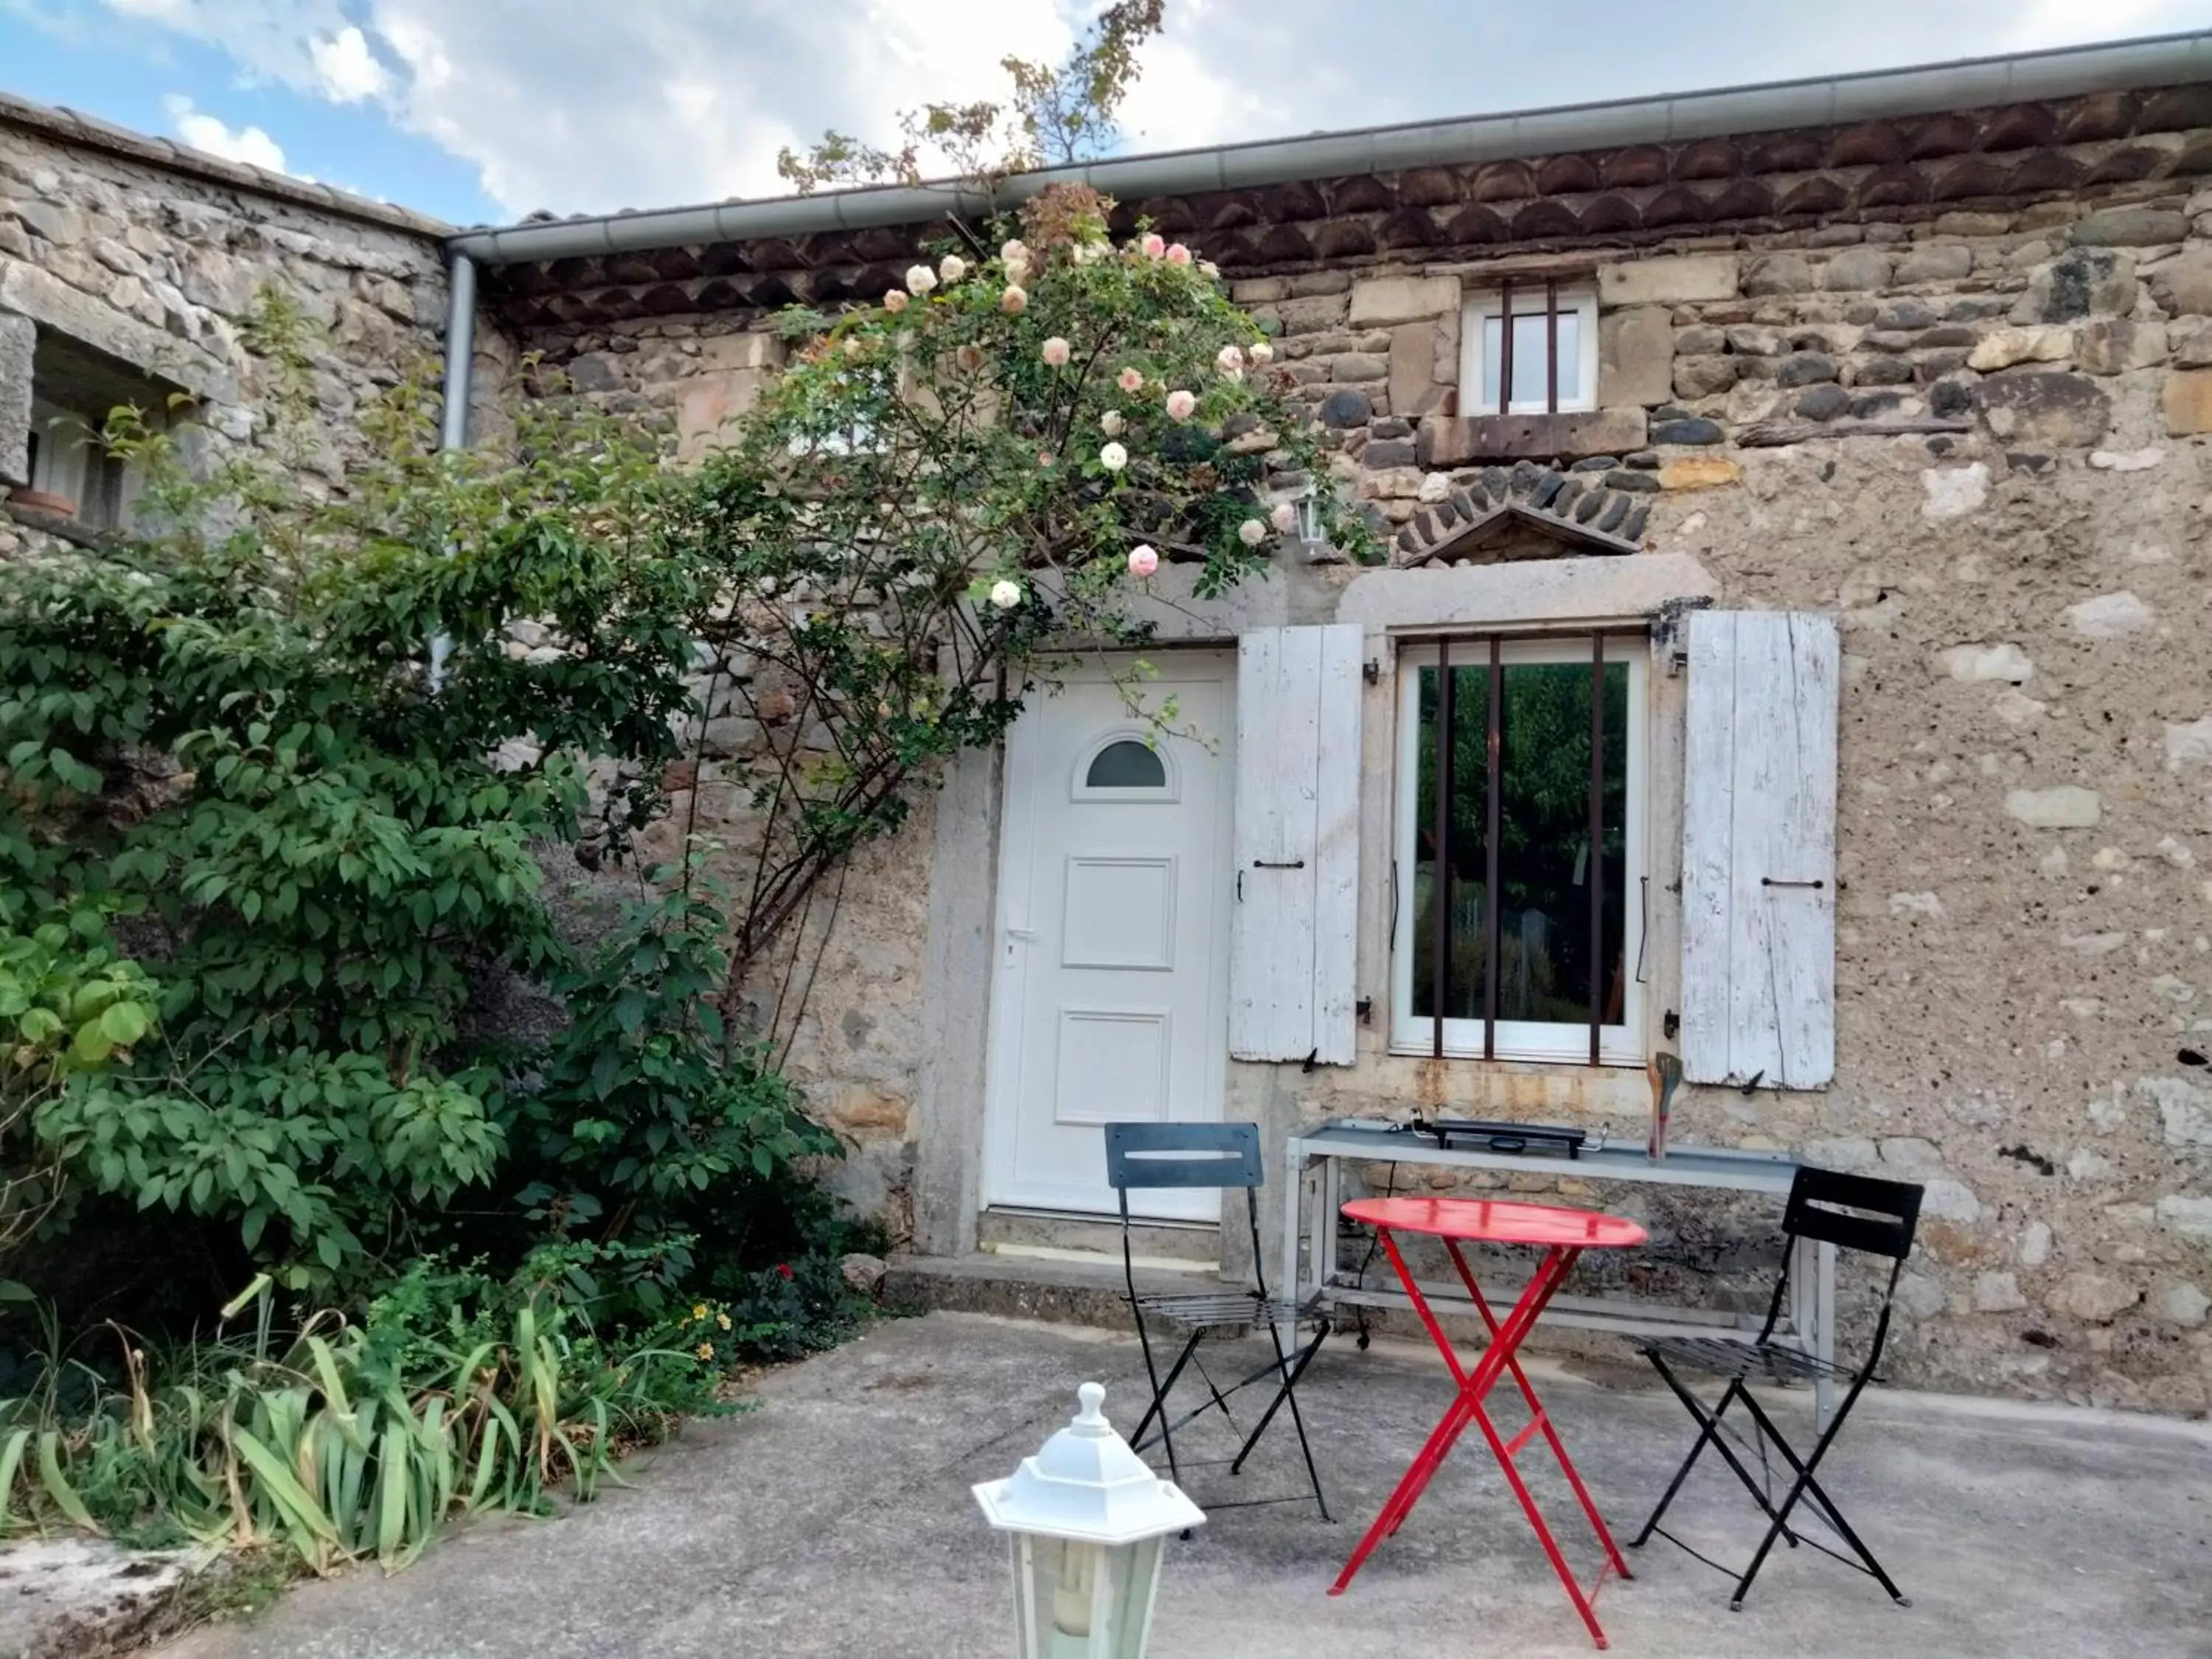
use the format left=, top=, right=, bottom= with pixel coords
left=1217, top=344, right=1245, bottom=373
left=1270, top=501, right=1299, bottom=534
left=906, top=264, right=938, bottom=294
left=1101, top=410, right=1125, bottom=437
left=939, top=253, right=967, bottom=282
left=989, top=579, right=1023, bottom=611
left=1238, top=518, right=1267, bottom=546
left=1249, top=339, right=1273, bottom=364
left=1099, top=441, right=1128, bottom=472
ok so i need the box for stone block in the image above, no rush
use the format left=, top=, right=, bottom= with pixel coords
left=1598, top=306, right=1673, bottom=407
left=1417, top=407, right=1646, bottom=467
left=1658, top=456, right=1741, bottom=490
left=1725, top=324, right=1784, bottom=356
left=0, top=311, right=30, bottom=487
left=2168, top=316, right=2212, bottom=368
left=1896, top=243, right=1974, bottom=284
left=1820, top=247, right=1893, bottom=291
left=1743, top=255, right=1814, bottom=296
left=1318, top=388, right=1373, bottom=428
left=2149, top=250, right=2212, bottom=316
left=2045, top=1271, right=2138, bottom=1322
left=1967, top=325, right=2074, bottom=370
left=2160, top=367, right=2212, bottom=435
left=2076, top=319, right=2168, bottom=375
left=565, top=352, right=624, bottom=393
left=1388, top=321, right=1450, bottom=420
left=2014, top=249, right=2135, bottom=323
left=2070, top=207, right=2188, bottom=246
left=1939, top=643, right=2034, bottom=682
left=1330, top=353, right=1388, bottom=383
left=1672, top=355, right=1737, bottom=397
left=675, top=368, right=767, bottom=463
left=1978, top=371, right=2110, bottom=449
left=698, top=330, right=785, bottom=372
left=1651, top=417, right=1723, bottom=445
left=1346, top=275, right=1458, bottom=329
left=1596, top=254, right=1739, bottom=307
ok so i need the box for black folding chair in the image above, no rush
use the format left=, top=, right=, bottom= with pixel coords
left=1630, top=1166, right=1924, bottom=1611
left=1103, top=1121, right=1331, bottom=1520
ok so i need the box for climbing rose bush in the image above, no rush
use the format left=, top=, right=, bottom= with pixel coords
left=664, top=187, right=1376, bottom=976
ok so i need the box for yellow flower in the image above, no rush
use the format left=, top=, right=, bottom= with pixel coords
left=695, top=1342, right=715, bottom=1361
left=692, top=1304, right=708, bottom=1321
left=717, top=1313, right=731, bottom=1330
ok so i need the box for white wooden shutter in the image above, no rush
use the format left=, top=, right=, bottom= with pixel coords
left=1228, top=624, right=1363, bottom=1065
left=1680, top=610, right=1839, bottom=1089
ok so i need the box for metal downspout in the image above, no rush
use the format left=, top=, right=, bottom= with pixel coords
left=429, top=249, right=477, bottom=689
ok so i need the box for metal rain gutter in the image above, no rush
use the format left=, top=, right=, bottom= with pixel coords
left=444, top=28, right=2212, bottom=268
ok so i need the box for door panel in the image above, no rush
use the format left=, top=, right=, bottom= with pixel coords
left=984, top=657, right=1234, bottom=1221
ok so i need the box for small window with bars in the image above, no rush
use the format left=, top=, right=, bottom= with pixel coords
left=1459, top=281, right=1599, bottom=417
left=1390, top=633, right=1647, bottom=1066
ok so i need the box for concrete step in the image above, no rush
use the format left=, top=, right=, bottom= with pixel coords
left=975, top=1206, right=1220, bottom=1265
left=883, top=1251, right=1218, bottom=1330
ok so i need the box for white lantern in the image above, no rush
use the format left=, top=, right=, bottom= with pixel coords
left=973, top=1382, right=1205, bottom=1659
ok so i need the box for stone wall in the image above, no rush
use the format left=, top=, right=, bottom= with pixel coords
left=0, top=97, right=486, bottom=562
left=520, top=146, right=2212, bottom=1407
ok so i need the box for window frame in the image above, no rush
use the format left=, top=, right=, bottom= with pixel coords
left=1388, top=632, right=1649, bottom=1067
left=1458, top=281, right=1601, bottom=417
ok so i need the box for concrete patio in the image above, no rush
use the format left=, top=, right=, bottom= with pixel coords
left=158, top=1310, right=2210, bottom=1659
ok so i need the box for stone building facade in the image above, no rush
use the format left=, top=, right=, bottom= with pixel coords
left=8, top=43, right=2212, bottom=1409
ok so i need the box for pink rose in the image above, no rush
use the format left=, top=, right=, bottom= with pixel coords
left=955, top=344, right=984, bottom=372
left=1038, top=451, right=1055, bottom=467
left=1001, top=285, right=1028, bottom=314
left=1141, top=232, right=1166, bottom=259
left=1042, top=336, right=1071, bottom=367
left=1270, top=501, right=1299, bottom=534
left=1127, top=544, right=1159, bottom=578
left=1165, top=389, right=1197, bottom=422
left=1216, top=344, right=1245, bottom=373
left=883, top=288, right=908, bottom=313
left=1117, top=366, right=1144, bottom=393
left=1165, top=243, right=1192, bottom=265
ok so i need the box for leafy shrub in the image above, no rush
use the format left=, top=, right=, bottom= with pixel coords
left=0, top=1259, right=722, bottom=1569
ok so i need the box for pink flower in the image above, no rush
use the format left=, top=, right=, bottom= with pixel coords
left=1270, top=501, right=1299, bottom=534
left=955, top=344, right=984, bottom=372
left=1001, top=285, right=1028, bottom=314
left=1216, top=344, right=1245, bottom=374
left=1127, top=544, right=1159, bottom=577
left=1165, top=243, right=1192, bottom=265
left=1248, top=339, right=1273, bottom=364
left=1037, top=451, right=1055, bottom=467
left=1042, top=336, right=1071, bottom=367
left=1000, top=237, right=1030, bottom=268
left=1165, top=389, right=1197, bottom=422
left=1141, top=232, right=1166, bottom=259
left=1238, top=518, right=1267, bottom=546
left=1117, top=366, right=1144, bottom=394
left=883, top=288, right=909, bottom=313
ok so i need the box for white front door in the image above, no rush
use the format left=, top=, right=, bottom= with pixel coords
left=984, top=653, right=1235, bottom=1222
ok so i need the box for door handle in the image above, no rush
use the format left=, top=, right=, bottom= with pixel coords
left=1006, top=926, right=1039, bottom=941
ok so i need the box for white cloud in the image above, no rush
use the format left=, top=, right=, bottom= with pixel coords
left=162, top=93, right=290, bottom=172
left=310, top=24, right=392, bottom=102
left=73, top=0, right=2212, bottom=221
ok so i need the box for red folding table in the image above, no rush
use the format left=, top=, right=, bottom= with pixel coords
left=1328, top=1196, right=1646, bottom=1649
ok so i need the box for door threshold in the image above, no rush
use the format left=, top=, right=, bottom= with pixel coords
left=985, top=1203, right=1220, bottom=1233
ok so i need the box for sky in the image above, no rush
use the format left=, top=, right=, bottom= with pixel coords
left=1, top=0, right=2211, bottom=228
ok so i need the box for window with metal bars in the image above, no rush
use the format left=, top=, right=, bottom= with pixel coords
left=1459, top=281, right=1599, bottom=417
left=1390, top=633, right=1647, bottom=1065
